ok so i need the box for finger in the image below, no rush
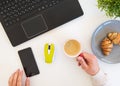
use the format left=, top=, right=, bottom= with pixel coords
left=25, top=77, right=30, bottom=86
left=79, top=53, right=84, bottom=57
left=12, top=69, right=19, bottom=86
left=78, top=62, right=81, bottom=66
left=77, top=57, right=82, bottom=66
left=76, top=58, right=78, bottom=61
left=17, top=70, right=23, bottom=86
left=9, top=72, right=15, bottom=86
left=83, top=52, right=96, bottom=59
left=76, top=56, right=83, bottom=62
left=79, top=58, right=88, bottom=70
left=82, top=52, right=93, bottom=62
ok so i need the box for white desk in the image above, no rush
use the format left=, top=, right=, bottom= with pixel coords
left=0, top=0, right=120, bottom=86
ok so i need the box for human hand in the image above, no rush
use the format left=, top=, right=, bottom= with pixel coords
left=9, top=69, right=30, bottom=86
left=76, top=52, right=100, bottom=76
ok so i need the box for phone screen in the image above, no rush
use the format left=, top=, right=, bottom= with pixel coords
left=18, top=48, right=40, bottom=77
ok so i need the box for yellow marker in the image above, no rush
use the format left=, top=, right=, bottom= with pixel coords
left=44, top=43, right=55, bottom=63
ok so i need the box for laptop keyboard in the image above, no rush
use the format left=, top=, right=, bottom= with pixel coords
left=0, top=0, right=62, bottom=27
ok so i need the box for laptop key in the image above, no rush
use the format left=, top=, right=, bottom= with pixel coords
left=0, top=0, right=63, bottom=27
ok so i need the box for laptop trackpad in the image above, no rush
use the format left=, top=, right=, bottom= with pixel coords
left=21, top=15, right=48, bottom=38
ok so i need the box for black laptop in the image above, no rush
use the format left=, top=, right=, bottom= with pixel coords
left=0, top=0, right=84, bottom=46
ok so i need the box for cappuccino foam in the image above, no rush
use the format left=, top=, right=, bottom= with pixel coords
left=64, top=40, right=81, bottom=57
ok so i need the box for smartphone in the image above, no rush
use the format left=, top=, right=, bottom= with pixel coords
left=18, top=48, right=40, bottom=77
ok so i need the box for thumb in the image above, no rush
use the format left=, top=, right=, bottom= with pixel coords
left=25, top=77, right=30, bottom=86
left=79, top=58, right=88, bottom=70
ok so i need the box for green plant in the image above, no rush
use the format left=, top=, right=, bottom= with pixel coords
left=97, top=0, right=120, bottom=18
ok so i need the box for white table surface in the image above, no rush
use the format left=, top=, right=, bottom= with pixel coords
left=0, top=0, right=120, bottom=86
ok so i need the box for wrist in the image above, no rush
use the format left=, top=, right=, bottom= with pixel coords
left=92, top=68, right=105, bottom=78
left=91, top=67, right=100, bottom=76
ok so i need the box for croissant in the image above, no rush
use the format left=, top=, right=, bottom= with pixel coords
left=108, top=32, right=120, bottom=45
left=101, top=37, right=113, bottom=56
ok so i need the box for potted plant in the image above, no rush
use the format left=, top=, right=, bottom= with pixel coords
left=97, top=0, right=120, bottom=18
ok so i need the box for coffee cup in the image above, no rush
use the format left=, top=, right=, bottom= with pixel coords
left=64, top=39, right=81, bottom=58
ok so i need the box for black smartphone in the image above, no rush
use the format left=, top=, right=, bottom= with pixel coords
left=18, top=48, right=40, bottom=77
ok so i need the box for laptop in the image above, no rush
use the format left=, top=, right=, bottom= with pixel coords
left=0, top=0, right=84, bottom=46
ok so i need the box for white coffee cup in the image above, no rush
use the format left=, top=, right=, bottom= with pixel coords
left=64, top=39, right=81, bottom=58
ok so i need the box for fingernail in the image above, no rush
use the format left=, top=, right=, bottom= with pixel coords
left=20, top=70, right=23, bottom=74
left=77, top=56, right=82, bottom=61
left=27, top=77, right=30, bottom=80
left=18, top=69, right=20, bottom=72
left=16, top=69, right=19, bottom=73
left=21, top=70, right=23, bottom=72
